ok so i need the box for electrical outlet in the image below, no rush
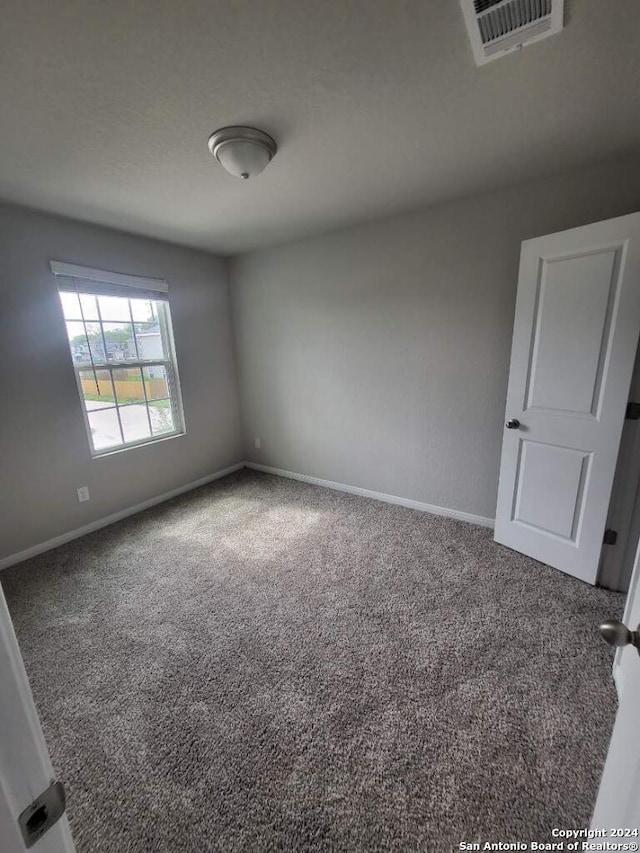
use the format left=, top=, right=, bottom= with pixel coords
left=254, top=437, right=261, bottom=450
left=77, top=486, right=90, bottom=503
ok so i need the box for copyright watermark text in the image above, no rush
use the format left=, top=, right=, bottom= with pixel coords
left=458, top=827, right=639, bottom=851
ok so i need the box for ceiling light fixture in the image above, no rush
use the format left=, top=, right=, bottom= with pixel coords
left=207, top=126, right=277, bottom=180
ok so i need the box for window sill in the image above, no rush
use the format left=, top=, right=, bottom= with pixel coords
left=91, top=430, right=186, bottom=459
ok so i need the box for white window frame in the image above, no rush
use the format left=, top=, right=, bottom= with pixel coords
left=51, top=262, right=186, bottom=457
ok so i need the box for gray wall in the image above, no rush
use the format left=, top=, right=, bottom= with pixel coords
left=0, top=204, right=242, bottom=560
left=3, top=156, right=640, bottom=560
left=230, top=156, right=640, bottom=521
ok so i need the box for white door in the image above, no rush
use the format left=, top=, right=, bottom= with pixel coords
left=0, top=585, right=75, bottom=852
left=495, top=213, right=640, bottom=584
left=591, top=535, right=640, bottom=829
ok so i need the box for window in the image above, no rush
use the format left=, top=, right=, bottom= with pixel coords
left=52, top=262, right=185, bottom=455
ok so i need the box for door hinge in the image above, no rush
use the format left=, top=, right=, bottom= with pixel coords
left=626, top=401, right=640, bottom=420
left=18, top=780, right=66, bottom=849
left=603, top=529, right=618, bottom=546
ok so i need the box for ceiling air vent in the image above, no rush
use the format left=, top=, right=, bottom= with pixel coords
left=460, top=0, right=564, bottom=65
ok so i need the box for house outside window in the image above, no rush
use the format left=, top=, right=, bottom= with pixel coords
left=51, top=262, right=185, bottom=456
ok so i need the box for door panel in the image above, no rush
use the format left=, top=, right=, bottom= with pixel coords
left=526, top=249, right=618, bottom=415
left=513, top=441, right=589, bottom=540
left=495, top=214, right=640, bottom=584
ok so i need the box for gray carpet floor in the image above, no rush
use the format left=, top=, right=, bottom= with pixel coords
left=1, top=469, right=623, bottom=852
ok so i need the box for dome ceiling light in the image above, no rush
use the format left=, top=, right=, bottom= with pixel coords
left=207, top=126, right=277, bottom=180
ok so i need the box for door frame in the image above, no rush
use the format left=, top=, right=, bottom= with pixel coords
left=598, top=340, right=640, bottom=592
left=612, top=517, right=640, bottom=698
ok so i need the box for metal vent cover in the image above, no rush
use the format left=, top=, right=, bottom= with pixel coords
left=461, top=0, right=564, bottom=65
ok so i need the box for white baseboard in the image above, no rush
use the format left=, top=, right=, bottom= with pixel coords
left=1, top=460, right=494, bottom=571
left=0, top=462, right=245, bottom=571
left=245, top=462, right=495, bottom=529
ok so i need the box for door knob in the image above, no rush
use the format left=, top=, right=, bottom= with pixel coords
left=599, top=620, right=640, bottom=654
left=506, top=419, right=521, bottom=429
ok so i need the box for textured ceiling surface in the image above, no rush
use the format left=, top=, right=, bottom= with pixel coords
left=1, top=0, right=639, bottom=254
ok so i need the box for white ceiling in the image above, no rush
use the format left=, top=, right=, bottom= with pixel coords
left=1, top=0, right=639, bottom=254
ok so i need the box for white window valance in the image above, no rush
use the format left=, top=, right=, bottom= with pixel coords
left=50, top=261, right=169, bottom=301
